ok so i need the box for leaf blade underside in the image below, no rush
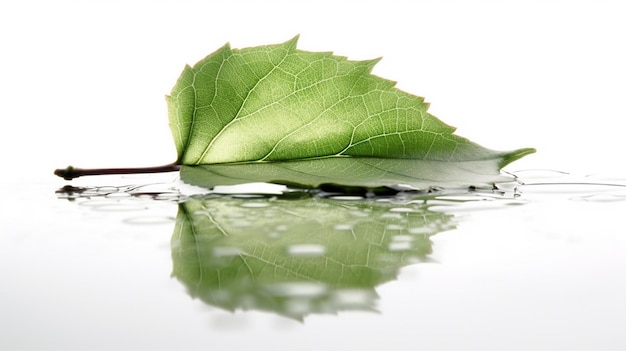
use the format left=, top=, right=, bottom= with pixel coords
left=180, top=150, right=533, bottom=190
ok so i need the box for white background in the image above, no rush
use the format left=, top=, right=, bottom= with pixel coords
left=2, top=0, right=625, bottom=178
left=2, top=1, right=626, bottom=351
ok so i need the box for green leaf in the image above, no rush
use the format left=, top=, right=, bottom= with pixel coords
left=171, top=194, right=455, bottom=319
left=167, top=36, right=534, bottom=189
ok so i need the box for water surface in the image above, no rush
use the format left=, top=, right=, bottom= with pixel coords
left=2, top=170, right=625, bottom=350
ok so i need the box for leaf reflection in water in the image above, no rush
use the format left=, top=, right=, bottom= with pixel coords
left=171, top=193, right=456, bottom=320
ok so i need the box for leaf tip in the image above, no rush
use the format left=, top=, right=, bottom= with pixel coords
left=283, top=34, right=300, bottom=51
left=499, top=147, right=536, bottom=169
left=364, top=56, right=383, bottom=71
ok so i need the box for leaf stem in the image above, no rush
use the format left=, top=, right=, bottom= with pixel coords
left=54, top=163, right=181, bottom=180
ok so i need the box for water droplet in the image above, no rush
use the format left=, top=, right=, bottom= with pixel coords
left=390, top=207, right=417, bottom=213
left=331, top=289, right=377, bottom=307
left=225, top=212, right=245, bottom=218
left=262, top=282, right=328, bottom=297
left=328, top=195, right=365, bottom=201
left=333, top=224, right=353, bottom=231
left=284, top=300, right=312, bottom=317
left=231, top=194, right=266, bottom=199
left=286, top=244, right=326, bottom=256
left=389, top=241, right=412, bottom=251
left=349, top=210, right=370, bottom=218
left=95, top=186, right=121, bottom=194
left=381, top=212, right=403, bottom=219
left=385, top=224, right=404, bottom=231
left=409, top=227, right=435, bottom=235
left=239, top=202, right=271, bottom=208
left=262, top=210, right=279, bottom=218
left=230, top=220, right=252, bottom=227
left=212, top=246, right=243, bottom=257
left=392, top=235, right=413, bottom=242
left=154, top=192, right=186, bottom=201
left=104, top=192, right=131, bottom=199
